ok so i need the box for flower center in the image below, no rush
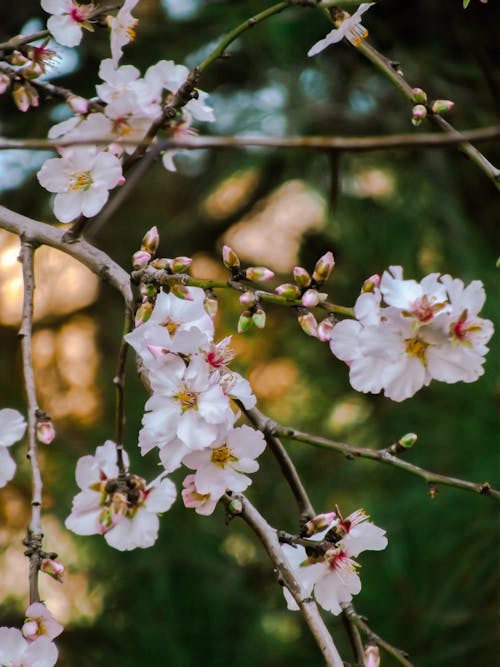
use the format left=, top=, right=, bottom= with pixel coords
left=405, top=336, right=428, bottom=364
left=70, top=3, right=92, bottom=23
left=176, top=387, right=198, bottom=411
left=347, top=23, right=368, bottom=47
left=69, top=170, right=93, bottom=191
left=451, top=309, right=481, bottom=345
left=210, top=444, right=237, bottom=467
left=406, top=295, right=447, bottom=324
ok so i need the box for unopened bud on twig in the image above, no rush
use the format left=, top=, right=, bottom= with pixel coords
left=362, top=274, right=381, bottom=293
left=317, top=318, right=335, bottom=342
left=239, top=291, right=256, bottom=307
left=203, top=290, right=218, bottom=317
left=228, top=499, right=243, bottom=514
left=302, top=511, right=337, bottom=537
left=301, top=288, right=322, bottom=308
left=252, top=309, right=266, bottom=329
left=141, top=226, right=159, bottom=255
left=245, top=266, right=274, bottom=282
left=237, top=310, right=253, bottom=334
left=36, top=420, right=55, bottom=445
left=41, top=558, right=64, bottom=582
left=135, top=301, right=153, bottom=327
left=150, top=257, right=169, bottom=270
left=298, top=311, right=318, bottom=337
left=67, top=95, right=89, bottom=114
left=171, top=284, right=193, bottom=301
left=411, top=87, right=427, bottom=104
left=431, top=99, right=455, bottom=114
left=171, top=256, right=192, bottom=273
left=364, top=645, right=380, bottom=667
left=13, top=82, right=39, bottom=112
left=0, top=74, right=11, bottom=94
left=293, top=266, right=312, bottom=288
left=132, top=250, right=151, bottom=269
left=411, top=104, right=427, bottom=126
left=312, top=251, right=335, bottom=284
left=276, top=283, right=300, bottom=299
left=398, top=432, right=417, bottom=449
left=222, top=245, right=240, bottom=270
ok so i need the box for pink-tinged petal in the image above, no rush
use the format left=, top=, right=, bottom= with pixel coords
left=146, top=477, right=176, bottom=513
left=65, top=505, right=101, bottom=535
left=0, top=408, right=26, bottom=447
left=91, top=152, right=123, bottom=188
left=307, top=27, right=346, bottom=57
left=227, top=425, right=266, bottom=459
left=47, top=14, right=83, bottom=47
left=75, top=455, right=100, bottom=489
left=24, top=602, right=64, bottom=641
left=53, top=191, right=85, bottom=223
left=0, top=627, right=27, bottom=663
left=233, top=458, right=259, bottom=474
left=182, top=448, right=210, bottom=470
left=23, top=635, right=58, bottom=666
left=177, top=411, right=218, bottom=449
left=383, top=357, right=428, bottom=401
left=37, top=157, right=72, bottom=193
left=329, top=319, right=362, bottom=362
left=0, top=446, right=17, bottom=487
left=41, top=0, right=73, bottom=14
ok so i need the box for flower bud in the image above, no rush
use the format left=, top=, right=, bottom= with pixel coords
left=0, top=74, right=11, bottom=94
left=398, top=432, right=417, bottom=449
left=36, top=420, right=55, bottom=445
left=275, top=283, right=300, bottom=299
left=21, top=62, right=44, bottom=79
left=293, top=266, right=312, bottom=288
left=141, top=226, right=159, bottom=255
left=298, top=311, right=318, bottom=337
left=412, top=87, right=427, bottom=104
left=237, top=310, right=253, bottom=334
left=302, top=511, right=337, bottom=537
left=364, top=645, right=380, bottom=667
left=22, top=620, right=39, bottom=641
left=301, top=288, right=320, bottom=308
left=431, top=99, right=455, bottom=114
left=244, top=266, right=275, bottom=282
left=203, top=291, right=218, bottom=317
left=170, top=256, right=192, bottom=273
left=132, top=250, right=151, bottom=269
left=139, top=283, right=156, bottom=299
left=12, top=83, right=30, bottom=112
left=239, top=291, right=256, bottom=307
left=317, top=318, right=335, bottom=342
left=312, top=251, right=335, bottom=284
left=150, top=257, right=169, bottom=270
left=170, top=283, right=193, bottom=301
left=222, top=245, right=240, bottom=270
left=8, top=52, right=29, bottom=66
left=411, top=104, right=427, bottom=126
left=228, top=499, right=243, bottom=514
left=41, top=558, right=64, bottom=582
left=134, top=301, right=153, bottom=327
left=252, top=309, right=266, bottom=329
left=67, top=95, right=89, bottom=114
left=361, top=273, right=381, bottom=293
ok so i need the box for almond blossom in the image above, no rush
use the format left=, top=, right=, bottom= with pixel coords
left=22, top=603, right=63, bottom=642
left=0, top=408, right=27, bottom=488
left=41, top=0, right=95, bottom=48
left=0, top=628, right=57, bottom=667
left=182, top=424, right=266, bottom=498
left=37, top=147, right=123, bottom=223
left=308, top=3, right=374, bottom=57
left=282, top=508, right=387, bottom=616
left=107, top=0, right=139, bottom=67
left=65, top=441, right=176, bottom=550
left=181, top=474, right=219, bottom=516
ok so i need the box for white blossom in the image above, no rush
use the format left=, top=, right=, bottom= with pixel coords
left=22, top=603, right=63, bottom=642
left=181, top=474, right=220, bottom=516
left=41, top=0, right=95, bottom=48
left=0, top=408, right=26, bottom=488
left=308, top=3, right=374, bottom=57
left=107, top=0, right=139, bottom=67
left=0, top=628, right=58, bottom=667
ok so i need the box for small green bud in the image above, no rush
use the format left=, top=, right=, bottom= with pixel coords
left=150, top=258, right=169, bottom=270
left=239, top=291, right=256, bottom=307
left=293, top=266, right=312, bottom=288
left=222, top=245, right=240, bottom=270
left=203, top=291, right=218, bottom=317
left=275, top=283, right=300, bottom=299
left=244, top=266, right=274, bottom=282
left=237, top=310, right=253, bottom=333
left=398, top=432, right=417, bottom=449
left=312, top=251, right=335, bottom=284
left=141, top=226, right=160, bottom=255
left=228, top=499, right=243, bottom=514
left=431, top=99, right=455, bottom=114
left=411, top=104, right=427, bottom=126
left=170, top=256, right=192, bottom=273
left=170, top=284, right=193, bottom=301
left=135, top=301, right=153, bottom=327
left=411, top=87, right=427, bottom=104
left=252, top=309, right=266, bottom=329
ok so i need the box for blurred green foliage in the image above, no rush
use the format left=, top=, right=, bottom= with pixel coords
left=0, top=1, right=498, bottom=665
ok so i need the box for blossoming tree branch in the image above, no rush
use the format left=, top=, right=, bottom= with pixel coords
left=0, top=0, right=497, bottom=665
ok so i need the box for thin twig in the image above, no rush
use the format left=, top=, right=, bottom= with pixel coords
left=224, top=493, right=344, bottom=667
left=18, top=239, right=42, bottom=604
left=113, top=307, right=133, bottom=475
left=344, top=604, right=414, bottom=667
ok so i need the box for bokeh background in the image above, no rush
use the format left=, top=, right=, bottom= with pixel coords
left=0, top=1, right=499, bottom=665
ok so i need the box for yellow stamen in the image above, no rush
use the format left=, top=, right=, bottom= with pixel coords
left=210, top=444, right=237, bottom=467
left=405, top=336, right=428, bottom=365
left=69, top=171, right=93, bottom=191
left=176, top=388, right=197, bottom=410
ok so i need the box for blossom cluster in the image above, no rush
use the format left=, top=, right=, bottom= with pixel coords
left=0, top=602, right=62, bottom=667
left=329, top=267, right=494, bottom=401
left=282, top=509, right=387, bottom=615
left=126, top=278, right=266, bottom=517
left=36, top=1, right=214, bottom=223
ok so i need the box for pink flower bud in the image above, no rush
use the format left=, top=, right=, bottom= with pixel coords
left=170, top=256, right=192, bottom=273
left=117, top=176, right=126, bottom=186
left=361, top=274, right=381, bottom=293
left=298, top=311, right=318, bottom=337
left=150, top=258, right=169, bottom=270
left=293, top=266, right=312, bottom=288
left=22, top=620, right=39, bottom=641
left=67, top=95, right=89, bottom=114
left=139, top=283, right=156, bottom=299
left=134, top=301, right=153, bottom=327
left=203, top=292, right=218, bottom=317
left=21, top=63, right=44, bottom=79
left=8, top=52, right=29, bottom=66
left=0, top=74, right=11, bottom=94
left=275, top=283, right=300, bottom=299
left=132, top=250, right=151, bottom=269
left=364, top=645, right=380, bottom=667
left=222, top=245, right=240, bottom=270
left=301, top=288, right=320, bottom=308
left=312, top=251, right=335, bottom=283
left=12, top=83, right=30, bottom=112
left=237, top=310, right=253, bottom=334
left=41, top=558, right=64, bottom=582
left=244, top=266, right=274, bottom=282
left=141, top=226, right=160, bottom=254
left=36, top=420, right=55, bottom=445
left=431, top=99, right=455, bottom=114
left=252, top=309, right=266, bottom=329
left=171, top=284, right=193, bottom=301
left=411, top=104, right=427, bottom=126
left=317, top=318, right=335, bottom=342
left=239, top=291, right=256, bottom=307
left=412, top=87, right=427, bottom=104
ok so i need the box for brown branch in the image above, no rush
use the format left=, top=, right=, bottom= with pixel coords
left=0, top=205, right=134, bottom=311
left=1, top=126, right=499, bottom=152
left=266, top=422, right=500, bottom=500
left=224, top=493, right=344, bottom=667
left=18, top=239, right=42, bottom=604
left=113, top=307, right=132, bottom=475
